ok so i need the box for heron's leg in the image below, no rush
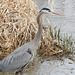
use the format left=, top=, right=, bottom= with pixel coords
left=20, top=71, right=23, bottom=75
left=15, top=71, right=19, bottom=75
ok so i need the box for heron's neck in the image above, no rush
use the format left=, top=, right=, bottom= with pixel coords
left=31, top=12, right=43, bottom=49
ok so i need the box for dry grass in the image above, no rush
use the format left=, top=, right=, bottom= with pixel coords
left=38, top=31, right=63, bottom=58
left=0, top=0, right=63, bottom=60
left=0, top=0, right=38, bottom=60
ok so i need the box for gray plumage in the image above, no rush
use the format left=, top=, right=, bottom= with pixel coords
left=0, top=8, right=58, bottom=75
left=0, top=45, right=32, bottom=72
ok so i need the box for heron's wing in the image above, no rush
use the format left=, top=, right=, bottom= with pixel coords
left=1, top=46, right=32, bottom=72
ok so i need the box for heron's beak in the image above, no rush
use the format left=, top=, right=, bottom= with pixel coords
left=51, top=12, right=65, bottom=16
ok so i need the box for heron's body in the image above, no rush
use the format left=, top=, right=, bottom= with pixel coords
left=0, top=8, right=43, bottom=75
left=0, top=43, right=32, bottom=72
left=0, top=8, right=64, bottom=75
left=0, top=35, right=41, bottom=72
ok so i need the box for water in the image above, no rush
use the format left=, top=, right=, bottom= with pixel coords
left=36, top=58, right=75, bottom=75
left=35, top=0, right=75, bottom=38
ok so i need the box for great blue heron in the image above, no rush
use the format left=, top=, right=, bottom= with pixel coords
left=0, top=8, right=64, bottom=75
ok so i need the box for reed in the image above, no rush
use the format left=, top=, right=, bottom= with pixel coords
left=50, top=26, right=75, bottom=56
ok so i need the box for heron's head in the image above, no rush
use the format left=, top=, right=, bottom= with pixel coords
left=39, top=8, right=65, bottom=16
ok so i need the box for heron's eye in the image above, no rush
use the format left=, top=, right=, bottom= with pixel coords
left=48, top=9, right=51, bottom=12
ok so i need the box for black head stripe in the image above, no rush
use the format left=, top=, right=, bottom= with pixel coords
left=39, top=8, right=51, bottom=12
